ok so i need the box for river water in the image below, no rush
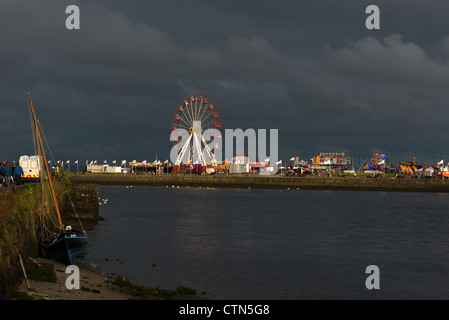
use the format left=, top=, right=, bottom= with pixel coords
left=81, top=185, right=449, bottom=299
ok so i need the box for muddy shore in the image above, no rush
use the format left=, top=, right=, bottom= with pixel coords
left=16, top=257, right=134, bottom=300
left=14, top=257, right=198, bottom=300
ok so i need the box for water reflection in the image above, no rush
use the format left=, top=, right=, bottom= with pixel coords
left=83, top=186, right=449, bottom=299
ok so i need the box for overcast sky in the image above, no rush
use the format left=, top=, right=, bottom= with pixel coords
left=2, top=0, right=449, bottom=167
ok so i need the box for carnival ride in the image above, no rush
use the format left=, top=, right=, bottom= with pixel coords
left=362, top=152, right=390, bottom=172
left=310, top=153, right=353, bottom=172
left=171, top=94, right=222, bottom=173
left=398, top=157, right=441, bottom=178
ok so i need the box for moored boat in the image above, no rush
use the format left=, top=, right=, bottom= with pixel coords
left=41, top=227, right=88, bottom=265
left=28, top=93, right=88, bottom=265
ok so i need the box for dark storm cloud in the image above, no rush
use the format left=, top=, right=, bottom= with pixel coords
left=323, top=35, right=449, bottom=87
left=2, top=0, right=449, bottom=166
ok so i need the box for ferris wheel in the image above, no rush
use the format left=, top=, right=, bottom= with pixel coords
left=171, top=94, right=222, bottom=166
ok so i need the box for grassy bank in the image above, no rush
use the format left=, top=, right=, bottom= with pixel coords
left=69, top=173, right=449, bottom=192
left=0, top=184, right=53, bottom=299
left=0, top=174, right=96, bottom=299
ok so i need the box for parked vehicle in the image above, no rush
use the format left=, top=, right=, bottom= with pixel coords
left=19, top=155, right=42, bottom=182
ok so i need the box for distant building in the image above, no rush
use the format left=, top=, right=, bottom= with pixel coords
left=86, top=164, right=121, bottom=174
left=259, top=166, right=276, bottom=176
left=86, top=164, right=105, bottom=173
left=230, top=155, right=249, bottom=174
left=232, top=155, right=249, bottom=164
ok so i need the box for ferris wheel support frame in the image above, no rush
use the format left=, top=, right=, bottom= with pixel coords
left=174, top=121, right=218, bottom=167
left=201, top=133, right=217, bottom=166
left=175, top=132, right=192, bottom=166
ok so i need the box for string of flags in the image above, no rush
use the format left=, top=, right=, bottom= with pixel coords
left=51, top=159, right=172, bottom=167
left=48, top=158, right=293, bottom=167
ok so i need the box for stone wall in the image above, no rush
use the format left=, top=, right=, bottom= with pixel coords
left=69, top=174, right=449, bottom=192
left=61, top=184, right=99, bottom=221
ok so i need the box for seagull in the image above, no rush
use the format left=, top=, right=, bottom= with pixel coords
left=90, top=263, right=100, bottom=269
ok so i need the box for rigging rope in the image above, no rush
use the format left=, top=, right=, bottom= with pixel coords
left=33, top=115, right=87, bottom=235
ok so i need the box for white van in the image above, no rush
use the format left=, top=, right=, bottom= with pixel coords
left=19, top=155, right=43, bottom=182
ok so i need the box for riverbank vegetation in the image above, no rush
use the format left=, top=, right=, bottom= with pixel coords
left=0, top=175, right=72, bottom=299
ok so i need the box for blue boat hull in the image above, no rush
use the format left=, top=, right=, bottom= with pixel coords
left=42, top=229, right=88, bottom=265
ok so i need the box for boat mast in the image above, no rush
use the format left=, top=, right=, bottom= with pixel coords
left=27, top=93, right=64, bottom=232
